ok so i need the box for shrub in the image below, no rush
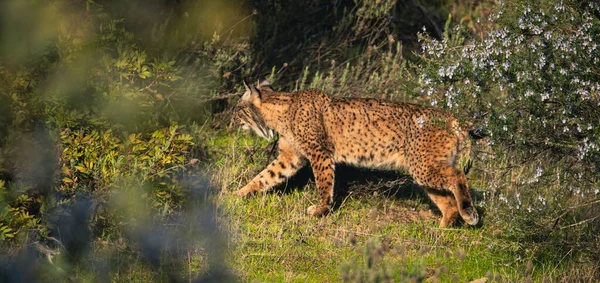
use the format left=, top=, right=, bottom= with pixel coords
left=0, top=0, right=240, bottom=249
left=416, top=1, right=600, bottom=163
left=413, top=0, right=600, bottom=268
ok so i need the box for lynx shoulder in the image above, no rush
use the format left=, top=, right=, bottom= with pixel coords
left=232, top=81, right=481, bottom=227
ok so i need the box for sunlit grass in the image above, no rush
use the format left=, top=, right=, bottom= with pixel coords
left=208, top=128, right=572, bottom=282
left=219, top=179, right=518, bottom=281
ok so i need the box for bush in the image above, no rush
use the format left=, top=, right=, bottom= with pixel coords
left=417, top=1, right=600, bottom=162
left=0, top=4, right=238, bottom=278
left=0, top=0, right=247, bottom=242
left=413, top=0, right=600, bottom=269
left=1, top=0, right=599, bottom=280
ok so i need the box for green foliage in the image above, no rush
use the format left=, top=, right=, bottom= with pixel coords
left=416, top=1, right=600, bottom=162
left=1, top=0, right=600, bottom=281
left=412, top=0, right=600, bottom=262
left=0, top=189, right=47, bottom=245
left=59, top=124, right=194, bottom=193
left=0, top=0, right=241, bottom=251
left=0, top=123, right=198, bottom=245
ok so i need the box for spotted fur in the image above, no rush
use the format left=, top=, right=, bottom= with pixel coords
left=233, top=81, right=480, bottom=227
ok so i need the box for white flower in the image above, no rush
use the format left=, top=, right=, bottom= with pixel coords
left=541, top=92, right=550, bottom=100
left=438, top=67, right=446, bottom=77
left=537, top=195, right=547, bottom=206
left=427, top=87, right=435, bottom=96
left=534, top=167, right=543, bottom=180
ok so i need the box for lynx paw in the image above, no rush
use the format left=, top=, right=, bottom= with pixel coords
left=235, top=187, right=253, bottom=198
left=307, top=205, right=330, bottom=217
left=461, top=206, right=479, bottom=226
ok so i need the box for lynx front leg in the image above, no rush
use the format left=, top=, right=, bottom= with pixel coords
left=236, top=144, right=305, bottom=197
left=306, top=150, right=335, bottom=217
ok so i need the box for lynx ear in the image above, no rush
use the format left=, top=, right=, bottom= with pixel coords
left=257, top=79, right=274, bottom=91
left=241, top=80, right=261, bottom=102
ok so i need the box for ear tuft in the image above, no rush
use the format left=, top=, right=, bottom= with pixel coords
left=241, top=80, right=261, bottom=102
left=242, top=79, right=251, bottom=92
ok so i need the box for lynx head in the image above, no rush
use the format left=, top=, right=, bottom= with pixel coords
left=232, top=80, right=276, bottom=140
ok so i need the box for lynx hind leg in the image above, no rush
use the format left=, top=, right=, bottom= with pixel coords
left=417, top=163, right=479, bottom=226
left=425, top=188, right=460, bottom=227
left=306, top=150, right=335, bottom=217
left=440, top=165, right=478, bottom=225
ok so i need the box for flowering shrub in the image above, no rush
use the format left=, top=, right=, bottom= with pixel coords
left=417, top=1, right=599, bottom=165
left=413, top=0, right=600, bottom=264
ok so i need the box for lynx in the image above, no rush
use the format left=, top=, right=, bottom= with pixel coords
left=232, top=81, right=481, bottom=227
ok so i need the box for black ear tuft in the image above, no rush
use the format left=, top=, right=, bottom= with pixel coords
left=242, top=79, right=251, bottom=93
left=241, top=80, right=261, bottom=102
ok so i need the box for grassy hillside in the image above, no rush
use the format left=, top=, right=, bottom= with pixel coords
left=1, top=0, right=599, bottom=282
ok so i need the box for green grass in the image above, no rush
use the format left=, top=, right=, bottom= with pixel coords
left=220, top=182, right=521, bottom=282
left=208, top=127, right=596, bottom=282
left=6, top=126, right=592, bottom=282
left=207, top=130, right=536, bottom=282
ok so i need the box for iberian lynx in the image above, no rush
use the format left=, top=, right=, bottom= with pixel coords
left=232, top=81, right=481, bottom=227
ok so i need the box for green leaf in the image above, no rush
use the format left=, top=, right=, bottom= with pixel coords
left=139, top=70, right=151, bottom=79
left=74, top=165, right=88, bottom=173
